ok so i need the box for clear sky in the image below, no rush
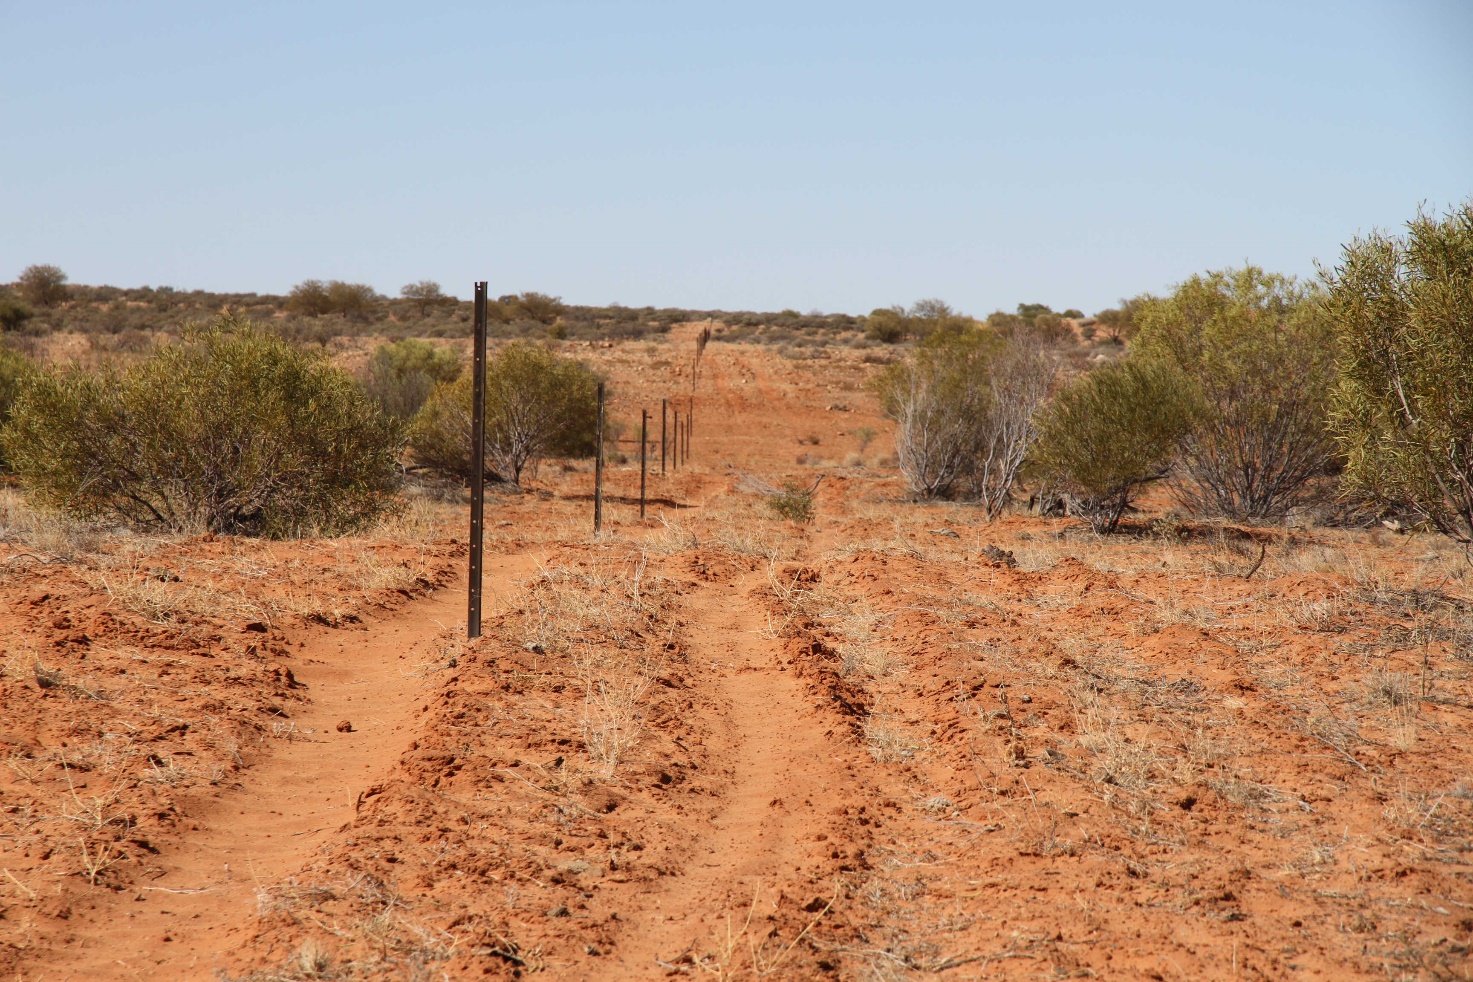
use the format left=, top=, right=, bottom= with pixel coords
left=2, top=1, right=1469, bottom=315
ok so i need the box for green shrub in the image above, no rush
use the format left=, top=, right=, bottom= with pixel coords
left=0, top=348, right=35, bottom=467
left=16, top=264, right=69, bottom=307
left=0, top=291, right=35, bottom=332
left=327, top=281, right=378, bottom=319
left=864, top=306, right=907, bottom=344
left=1031, top=359, right=1200, bottom=533
left=489, top=292, right=565, bottom=326
left=1133, top=266, right=1337, bottom=519
left=908, top=298, right=974, bottom=337
left=1326, top=201, right=1473, bottom=545
left=766, top=480, right=817, bottom=523
left=400, top=280, right=450, bottom=317
left=1094, top=300, right=1142, bottom=344
left=410, top=341, right=601, bottom=485
left=1, top=317, right=400, bottom=536
left=361, top=338, right=462, bottom=425
left=876, top=328, right=1054, bottom=515
left=287, top=279, right=333, bottom=316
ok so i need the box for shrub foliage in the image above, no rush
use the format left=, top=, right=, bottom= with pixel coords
left=1327, top=201, right=1473, bottom=544
left=360, top=338, right=463, bottom=425
left=410, top=341, right=600, bottom=486
left=1, top=318, right=401, bottom=536
left=1032, top=359, right=1199, bottom=533
left=16, top=264, right=69, bottom=307
left=0, top=348, right=34, bottom=468
left=877, top=328, right=1054, bottom=514
left=1133, top=266, right=1337, bottom=519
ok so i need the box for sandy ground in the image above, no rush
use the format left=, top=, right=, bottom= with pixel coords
left=2, top=329, right=1471, bottom=980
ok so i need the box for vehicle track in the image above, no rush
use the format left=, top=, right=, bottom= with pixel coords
left=43, top=556, right=536, bottom=981
left=592, top=575, right=862, bottom=979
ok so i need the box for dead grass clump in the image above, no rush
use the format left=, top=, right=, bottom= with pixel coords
left=864, top=716, right=922, bottom=763
left=372, top=494, right=450, bottom=542
left=242, top=874, right=466, bottom=980
left=579, top=671, right=651, bottom=776
left=346, top=547, right=430, bottom=592
left=0, top=488, right=104, bottom=560
left=501, top=554, right=673, bottom=778
left=1071, top=693, right=1165, bottom=797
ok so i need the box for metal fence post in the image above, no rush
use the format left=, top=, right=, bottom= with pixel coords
left=660, top=398, right=667, bottom=476
left=467, top=281, right=487, bottom=639
left=593, top=382, right=605, bottom=533
left=639, top=408, right=648, bottom=519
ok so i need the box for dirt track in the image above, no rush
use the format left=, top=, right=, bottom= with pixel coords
left=591, top=576, right=861, bottom=978
left=43, top=557, right=535, bottom=979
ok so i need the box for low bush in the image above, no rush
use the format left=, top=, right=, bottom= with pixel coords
left=864, top=306, right=907, bottom=343
left=876, top=328, right=1055, bottom=515
left=1031, top=359, right=1200, bottom=532
left=766, top=479, right=819, bottom=523
left=360, top=338, right=463, bottom=425
left=1133, top=266, right=1337, bottom=519
left=410, top=341, right=601, bottom=486
left=1, top=317, right=400, bottom=536
left=0, top=348, right=34, bottom=468
left=0, top=291, right=35, bottom=331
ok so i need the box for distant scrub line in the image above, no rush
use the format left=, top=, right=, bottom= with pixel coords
left=0, top=200, right=1468, bottom=545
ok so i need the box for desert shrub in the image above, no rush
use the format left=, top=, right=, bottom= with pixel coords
left=0, top=290, right=35, bottom=331
left=410, top=341, right=601, bottom=485
left=1029, top=312, right=1074, bottom=345
left=876, top=328, right=1055, bottom=515
left=287, top=279, right=333, bottom=316
left=1326, top=201, right=1473, bottom=545
left=908, top=298, right=975, bottom=337
left=1133, top=266, right=1337, bottom=520
left=987, top=306, right=1076, bottom=346
left=15, top=264, right=69, bottom=307
left=361, top=338, right=462, bottom=425
left=1, top=317, right=400, bottom=536
left=1031, top=359, right=1200, bottom=533
left=1094, top=300, right=1142, bottom=344
left=865, top=306, right=907, bottom=343
left=400, top=280, right=450, bottom=316
left=327, top=280, right=378, bottom=319
left=766, top=479, right=818, bottom=523
left=0, top=348, right=34, bottom=467
left=490, top=292, right=565, bottom=326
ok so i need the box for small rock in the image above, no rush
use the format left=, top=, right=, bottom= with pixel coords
left=928, top=528, right=960, bottom=538
left=242, top=621, right=268, bottom=633
left=336, top=720, right=353, bottom=733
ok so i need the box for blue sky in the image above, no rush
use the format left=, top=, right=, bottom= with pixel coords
left=2, top=1, right=1469, bottom=315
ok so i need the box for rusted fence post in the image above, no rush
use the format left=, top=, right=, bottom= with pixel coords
left=639, top=409, right=648, bottom=518
left=660, top=398, right=667, bottom=476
